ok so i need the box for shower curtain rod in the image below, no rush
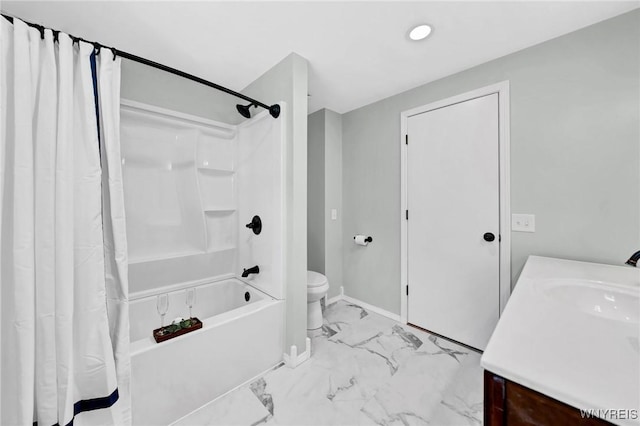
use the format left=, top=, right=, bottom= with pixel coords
left=1, top=13, right=281, bottom=119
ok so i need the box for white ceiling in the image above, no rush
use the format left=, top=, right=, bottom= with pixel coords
left=2, top=1, right=638, bottom=114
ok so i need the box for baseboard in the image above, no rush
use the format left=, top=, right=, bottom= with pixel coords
left=325, top=288, right=401, bottom=323
left=341, top=295, right=402, bottom=323
left=283, top=337, right=311, bottom=368
left=325, top=285, right=344, bottom=306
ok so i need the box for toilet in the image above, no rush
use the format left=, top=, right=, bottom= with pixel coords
left=307, top=270, right=329, bottom=330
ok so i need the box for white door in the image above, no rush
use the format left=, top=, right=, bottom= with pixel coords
left=407, top=93, right=500, bottom=351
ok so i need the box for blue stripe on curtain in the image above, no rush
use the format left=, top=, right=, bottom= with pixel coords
left=90, top=50, right=101, bottom=149
left=33, top=388, right=119, bottom=426
left=66, top=388, right=120, bottom=426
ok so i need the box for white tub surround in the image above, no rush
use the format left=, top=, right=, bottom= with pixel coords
left=130, top=279, right=284, bottom=425
left=482, top=256, right=639, bottom=426
left=121, top=100, right=286, bottom=301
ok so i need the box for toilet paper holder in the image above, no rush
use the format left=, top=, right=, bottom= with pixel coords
left=353, top=235, right=373, bottom=243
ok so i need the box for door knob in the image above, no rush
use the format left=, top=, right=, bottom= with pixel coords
left=483, top=232, right=495, bottom=242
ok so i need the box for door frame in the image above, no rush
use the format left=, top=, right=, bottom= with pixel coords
left=400, top=81, right=511, bottom=324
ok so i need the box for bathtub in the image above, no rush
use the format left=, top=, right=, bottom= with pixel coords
left=129, top=278, right=284, bottom=425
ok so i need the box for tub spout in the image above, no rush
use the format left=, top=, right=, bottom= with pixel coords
left=242, top=265, right=260, bottom=278
left=625, top=250, right=640, bottom=267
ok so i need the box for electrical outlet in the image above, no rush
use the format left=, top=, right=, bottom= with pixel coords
left=512, top=214, right=535, bottom=232
left=331, top=209, right=337, bottom=220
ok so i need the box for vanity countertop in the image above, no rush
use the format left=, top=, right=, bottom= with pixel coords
left=481, top=256, right=640, bottom=425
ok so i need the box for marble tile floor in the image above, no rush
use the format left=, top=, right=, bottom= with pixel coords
left=173, top=300, right=483, bottom=426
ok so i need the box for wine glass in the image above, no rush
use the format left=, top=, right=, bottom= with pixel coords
left=157, top=294, right=169, bottom=327
left=185, top=288, right=196, bottom=319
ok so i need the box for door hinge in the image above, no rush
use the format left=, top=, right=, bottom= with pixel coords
left=405, top=210, right=408, bottom=220
left=405, top=134, right=408, bottom=145
left=406, top=285, right=409, bottom=296
left=499, top=234, right=502, bottom=242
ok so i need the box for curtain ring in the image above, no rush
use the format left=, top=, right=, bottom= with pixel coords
left=111, top=48, right=117, bottom=61
left=35, top=24, right=44, bottom=40
left=93, top=42, right=101, bottom=55
left=53, top=30, right=59, bottom=43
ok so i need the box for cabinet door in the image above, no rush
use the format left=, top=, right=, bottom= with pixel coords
left=484, top=370, right=613, bottom=426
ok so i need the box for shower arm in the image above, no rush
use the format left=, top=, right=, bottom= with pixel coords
left=1, top=13, right=281, bottom=119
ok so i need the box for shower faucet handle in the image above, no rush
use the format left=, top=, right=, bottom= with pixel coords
left=245, top=215, right=262, bottom=235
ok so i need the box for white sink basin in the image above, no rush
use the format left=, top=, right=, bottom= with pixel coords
left=538, top=279, right=639, bottom=324
left=483, top=257, right=640, bottom=426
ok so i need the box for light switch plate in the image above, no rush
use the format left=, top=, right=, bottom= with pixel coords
left=512, top=214, right=535, bottom=232
left=331, top=209, right=337, bottom=220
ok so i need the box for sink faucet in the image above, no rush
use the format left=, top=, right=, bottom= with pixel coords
left=625, top=250, right=640, bottom=267
left=242, top=265, right=260, bottom=278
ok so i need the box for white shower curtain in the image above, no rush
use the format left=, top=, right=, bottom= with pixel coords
left=0, top=17, right=130, bottom=426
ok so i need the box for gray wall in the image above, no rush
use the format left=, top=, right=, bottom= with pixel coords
left=342, top=10, right=640, bottom=314
left=308, top=110, right=325, bottom=274
left=324, top=110, right=343, bottom=299
left=242, top=53, right=309, bottom=353
left=307, top=109, right=344, bottom=299
left=121, top=59, right=243, bottom=124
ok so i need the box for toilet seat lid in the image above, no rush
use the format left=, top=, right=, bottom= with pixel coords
left=307, top=271, right=328, bottom=288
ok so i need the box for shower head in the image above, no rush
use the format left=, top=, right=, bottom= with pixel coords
left=236, top=103, right=256, bottom=119
left=236, top=102, right=281, bottom=119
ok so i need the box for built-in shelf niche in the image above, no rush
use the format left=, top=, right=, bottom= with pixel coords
left=196, top=124, right=237, bottom=257
left=204, top=210, right=236, bottom=252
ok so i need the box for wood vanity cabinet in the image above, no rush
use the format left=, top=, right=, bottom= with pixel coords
left=484, top=370, right=612, bottom=425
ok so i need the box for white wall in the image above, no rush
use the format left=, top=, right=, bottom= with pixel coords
left=242, top=53, right=309, bottom=354
left=342, top=10, right=640, bottom=314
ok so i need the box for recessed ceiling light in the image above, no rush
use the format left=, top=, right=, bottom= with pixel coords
left=409, top=24, right=432, bottom=41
